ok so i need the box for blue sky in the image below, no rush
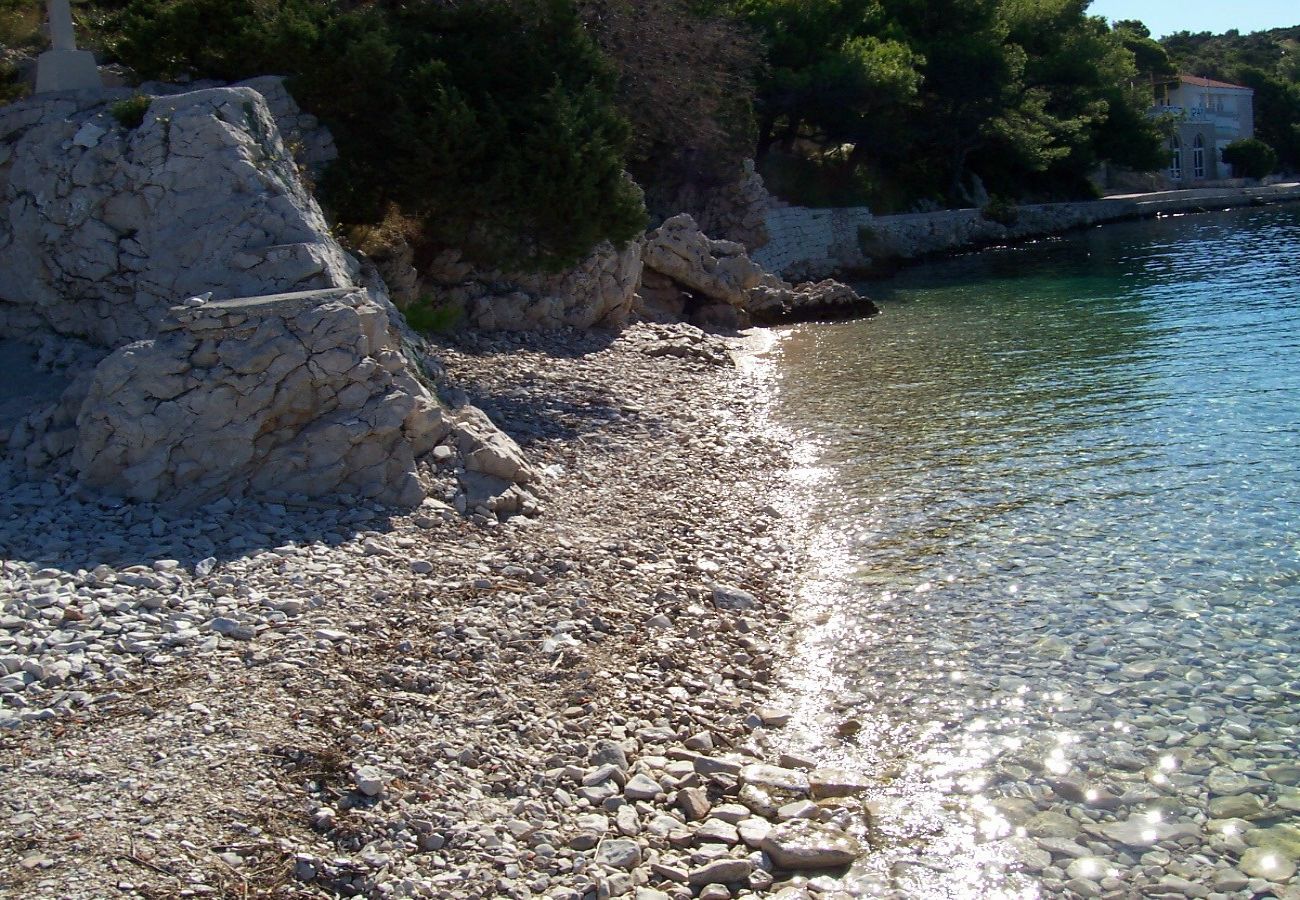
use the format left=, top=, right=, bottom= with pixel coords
left=1086, top=0, right=1298, bottom=38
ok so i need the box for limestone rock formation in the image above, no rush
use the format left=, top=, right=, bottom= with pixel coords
left=423, top=242, right=643, bottom=331
left=744, top=278, right=874, bottom=325
left=694, top=160, right=774, bottom=251
left=640, top=214, right=877, bottom=326
left=0, top=84, right=535, bottom=511
left=0, top=86, right=353, bottom=346
left=642, top=214, right=766, bottom=308
left=73, top=289, right=445, bottom=507
left=654, top=160, right=775, bottom=252
left=139, top=75, right=339, bottom=179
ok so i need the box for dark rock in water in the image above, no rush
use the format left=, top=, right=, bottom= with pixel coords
left=746, top=279, right=880, bottom=325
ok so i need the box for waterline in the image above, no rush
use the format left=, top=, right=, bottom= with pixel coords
left=773, top=206, right=1300, bottom=896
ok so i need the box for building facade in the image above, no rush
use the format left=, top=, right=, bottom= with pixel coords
left=1155, top=75, right=1255, bottom=183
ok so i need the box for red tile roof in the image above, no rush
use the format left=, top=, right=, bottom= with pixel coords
left=1179, top=74, right=1252, bottom=90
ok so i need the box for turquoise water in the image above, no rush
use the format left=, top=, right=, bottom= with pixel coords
left=773, top=206, right=1300, bottom=897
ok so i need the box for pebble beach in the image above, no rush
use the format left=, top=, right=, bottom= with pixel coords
left=0, top=322, right=870, bottom=900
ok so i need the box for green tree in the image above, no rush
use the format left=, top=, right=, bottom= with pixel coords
left=115, top=0, right=646, bottom=272
left=729, top=0, right=1171, bottom=207
left=1162, top=25, right=1300, bottom=172
left=726, top=0, right=922, bottom=163
left=579, top=0, right=759, bottom=218
left=1234, top=68, right=1300, bottom=172
left=1222, top=137, right=1278, bottom=177
left=974, top=1, right=1167, bottom=194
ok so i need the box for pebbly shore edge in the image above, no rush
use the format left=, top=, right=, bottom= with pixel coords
left=0, top=321, right=882, bottom=900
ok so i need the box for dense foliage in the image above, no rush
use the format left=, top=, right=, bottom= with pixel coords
left=1222, top=137, right=1279, bottom=177
left=578, top=0, right=759, bottom=218
left=1161, top=26, right=1300, bottom=173
left=723, top=0, right=1171, bottom=209
left=4, top=0, right=1293, bottom=250
left=112, top=0, right=646, bottom=272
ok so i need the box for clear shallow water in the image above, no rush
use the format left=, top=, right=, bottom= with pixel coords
left=772, top=206, right=1300, bottom=897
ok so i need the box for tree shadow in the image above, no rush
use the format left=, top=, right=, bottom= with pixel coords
left=432, top=324, right=623, bottom=360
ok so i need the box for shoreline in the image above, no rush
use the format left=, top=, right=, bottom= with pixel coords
left=0, top=321, right=867, bottom=900
left=753, top=182, right=1300, bottom=280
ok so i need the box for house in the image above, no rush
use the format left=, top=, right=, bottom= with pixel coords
left=1154, top=75, right=1255, bottom=183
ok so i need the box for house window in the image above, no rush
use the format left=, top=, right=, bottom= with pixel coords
left=1193, top=134, right=1205, bottom=179
left=1169, top=136, right=1183, bottom=180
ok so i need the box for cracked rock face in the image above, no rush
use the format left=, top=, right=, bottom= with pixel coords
left=0, top=86, right=354, bottom=347
left=0, top=85, right=536, bottom=510
left=640, top=214, right=878, bottom=326
left=72, top=288, right=449, bottom=507
left=642, top=213, right=767, bottom=309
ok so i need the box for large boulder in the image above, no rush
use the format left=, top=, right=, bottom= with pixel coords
left=0, top=84, right=537, bottom=511
left=0, top=86, right=354, bottom=346
left=72, top=288, right=448, bottom=507
left=640, top=214, right=877, bottom=326
left=642, top=214, right=766, bottom=308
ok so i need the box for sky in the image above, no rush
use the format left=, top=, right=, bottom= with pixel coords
left=1086, top=0, right=1298, bottom=38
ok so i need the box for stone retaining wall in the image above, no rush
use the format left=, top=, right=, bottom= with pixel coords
left=752, top=184, right=1300, bottom=278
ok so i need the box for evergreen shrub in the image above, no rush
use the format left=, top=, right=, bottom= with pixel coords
left=1222, top=138, right=1278, bottom=179
left=114, top=0, right=646, bottom=272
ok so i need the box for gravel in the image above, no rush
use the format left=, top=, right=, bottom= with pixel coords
left=0, top=322, right=877, bottom=899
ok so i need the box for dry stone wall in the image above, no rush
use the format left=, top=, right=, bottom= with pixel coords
left=753, top=201, right=1144, bottom=277
left=752, top=190, right=1300, bottom=278
left=751, top=206, right=872, bottom=279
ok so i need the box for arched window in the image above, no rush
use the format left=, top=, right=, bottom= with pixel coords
left=1169, top=136, right=1183, bottom=181
left=1192, top=134, right=1206, bottom=179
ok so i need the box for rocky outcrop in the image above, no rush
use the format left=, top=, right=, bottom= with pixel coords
left=422, top=242, right=643, bottom=331
left=0, top=86, right=354, bottom=346
left=137, top=75, right=339, bottom=178
left=744, top=278, right=874, bottom=325
left=651, top=160, right=775, bottom=252
left=642, top=215, right=766, bottom=308
left=694, top=159, right=774, bottom=251
left=640, top=214, right=877, bottom=326
left=70, top=288, right=449, bottom=507
left=0, top=85, right=535, bottom=511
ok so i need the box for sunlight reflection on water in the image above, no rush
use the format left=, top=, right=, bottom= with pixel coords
left=767, top=206, right=1300, bottom=897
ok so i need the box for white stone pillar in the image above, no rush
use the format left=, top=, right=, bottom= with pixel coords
left=48, top=0, right=77, bottom=51
left=35, top=0, right=103, bottom=93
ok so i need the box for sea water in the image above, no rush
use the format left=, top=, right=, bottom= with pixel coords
left=772, top=205, right=1300, bottom=896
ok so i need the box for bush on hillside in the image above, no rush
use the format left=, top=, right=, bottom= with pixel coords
left=114, top=0, right=646, bottom=272
left=579, top=0, right=759, bottom=218
left=1222, top=138, right=1278, bottom=179
left=0, top=61, right=26, bottom=106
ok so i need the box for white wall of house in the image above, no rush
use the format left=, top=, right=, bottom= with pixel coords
left=1157, top=77, right=1255, bottom=182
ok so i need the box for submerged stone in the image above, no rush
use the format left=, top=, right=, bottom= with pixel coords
left=761, top=820, right=861, bottom=870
